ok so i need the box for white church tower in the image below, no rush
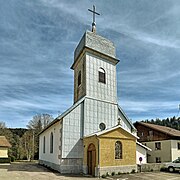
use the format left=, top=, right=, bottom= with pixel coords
left=39, top=5, right=136, bottom=175
left=71, top=30, right=119, bottom=136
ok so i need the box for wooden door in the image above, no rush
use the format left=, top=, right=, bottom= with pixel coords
left=87, top=143, right=96, bottom=176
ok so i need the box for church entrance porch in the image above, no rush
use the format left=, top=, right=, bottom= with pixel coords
left=83, top=125, right=137, bottom=177
left=87, top=143, right=96, bottom=176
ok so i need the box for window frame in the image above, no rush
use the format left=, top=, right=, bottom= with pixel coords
left=43, top=136, right=45, bottom=153
left=155, top=142, right=161, bottom=150
left=156, top=157, right=161, bottom=163
left=50, top=132, right=53, bottom=153
left=115, top=141, right=122, bottom=159
left=98, top=68, right=106, bottom=84
left=78, top=71, right=81, bottom=87
left=177, top=142, right=180, bottom=150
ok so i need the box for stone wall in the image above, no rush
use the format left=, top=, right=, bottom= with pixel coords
left=39, top=159, right=60, bottom=172
left=60, top=158, right=83, bottom=174
left=138, top=163, right=165, bottom=172
left=98, top=165, right=137, bottom=176
left=39, top=158, right=83, bottom=174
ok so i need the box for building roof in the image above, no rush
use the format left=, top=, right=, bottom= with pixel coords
left=137, top=122, right=180, bottom=137
left=0, top=136, right=11, bottom=147
left=39, top=96, right=137, bottom=135
left=136, top=141, right=152, bottom=151
left=118, top=105, right=136, bottom=130
left=39, top=97, right=85, bottom=135
left=84, top=124, right=139, bottom=139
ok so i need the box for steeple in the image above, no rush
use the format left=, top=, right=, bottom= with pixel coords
left=71, top=5, right=119, bottom=104
left=88, top=5, right=100, bottom=33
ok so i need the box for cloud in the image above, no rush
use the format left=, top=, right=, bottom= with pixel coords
left=0, top=0, right=180, bottom=127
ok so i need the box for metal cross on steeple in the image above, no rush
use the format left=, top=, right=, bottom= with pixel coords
left=88, top=5, right=100, bottom=33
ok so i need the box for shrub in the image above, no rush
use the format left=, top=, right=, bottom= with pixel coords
left=111, top=172, right=115, bottom=176
left=151, top=169, right=153, bottom=172
left=118, top=171, right=121, bottom=175
left=10, top=156, right=15, bottom=162
left=131, top=169, right=136, bottom=173
left=101, top=174, right=106, bottom=178
left=0, top=158, right=10, bottom=163
left=106, top=172, right=109, bottom=176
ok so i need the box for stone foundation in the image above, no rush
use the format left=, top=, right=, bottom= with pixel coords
left=60, top=158, right=83, bottom=174
left=39, top=160, right=60, bottom=172
left=39, top=158, right=83, bottom=174
left=98, top=165, right=137, bottom=176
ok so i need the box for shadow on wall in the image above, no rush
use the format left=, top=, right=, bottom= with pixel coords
left=64, top=139, right=83, bottom=159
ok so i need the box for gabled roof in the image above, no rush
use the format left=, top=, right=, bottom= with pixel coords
left=118, top=105, right=136, bottom=130
left=39, top=97, right=85, bottom=135
left=136, top=141, right=152, bottom=151
left=84, top=125, right=139, bottom=139
left=0, top=136, right=11, bottom=148
left=137, top=122, right=180, bottom=137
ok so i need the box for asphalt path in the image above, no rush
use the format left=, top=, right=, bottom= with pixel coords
left=0, top=162, right=179, bottom=180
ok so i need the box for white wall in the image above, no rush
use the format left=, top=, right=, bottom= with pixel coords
left=84, top=98, right=118, bottom=136
left=136, top=144, right=147, bottom=164
left=171, top=140, right=180, bottom=161
left=39, top=121, right=61, bottom=165
left=143, top=140, right=172, bottom=163
left=0, top=147, right=8, bottom=158
left=62, top=102, right=83, bottom=159
left=118, top=109, right=132, bottom=134
left=85, top=53, right=117, bottom=104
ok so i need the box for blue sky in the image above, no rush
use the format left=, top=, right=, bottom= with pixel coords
left=0, top=0, right=180, bottom=128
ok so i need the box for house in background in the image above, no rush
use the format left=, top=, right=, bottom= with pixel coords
left=134, top=122, right=180, bottom=163
left=136, top=141, right=151, bottom=164
left=0, top=136, right=11, bottom=158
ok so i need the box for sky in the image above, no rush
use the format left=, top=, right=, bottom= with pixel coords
left=0, top=0, right=180, bottom=128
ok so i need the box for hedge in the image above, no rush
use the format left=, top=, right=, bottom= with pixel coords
left=0, top=157, right=11, bottom=163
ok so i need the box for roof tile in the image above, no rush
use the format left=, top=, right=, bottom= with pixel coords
left=0, top=136, right=11, bottom=147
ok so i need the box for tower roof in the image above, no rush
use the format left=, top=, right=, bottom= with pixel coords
left=71, top=30, right=119, bottom=69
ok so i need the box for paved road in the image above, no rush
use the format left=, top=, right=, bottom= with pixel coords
left=0, top=162, right=98, bottom=180
left=0, top=162, right=179, bottom=180
left=111, top=172, right=180, bottom=180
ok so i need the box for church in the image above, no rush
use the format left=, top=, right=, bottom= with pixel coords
left=39, top=7, right=139, bottom=176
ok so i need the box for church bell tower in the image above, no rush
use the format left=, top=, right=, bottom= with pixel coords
left=71, top=5, right=120, bottom=135
left=71, top=5, right=119, bottom=104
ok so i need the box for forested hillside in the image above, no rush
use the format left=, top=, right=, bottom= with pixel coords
left=141, top=116, right=180, bottom=130
left=0, top=114, right=53, bottom=161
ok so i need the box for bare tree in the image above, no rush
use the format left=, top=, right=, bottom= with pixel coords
left=26, top=114, right=53, bottom=159
left=0, top=121, right=6, bottom=128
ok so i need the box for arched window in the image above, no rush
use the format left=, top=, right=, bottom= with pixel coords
left=115, top=141, right=122, bottom=159
left=98, top=68, right=106, bottom=84
left=43, top=136, right=45, bottom=153
left=78, top=71, right=81, bottom=86
left=50, top=132, right=53, bottom=153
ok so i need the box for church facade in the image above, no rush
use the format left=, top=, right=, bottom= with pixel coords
left=39, top=29, right=138, bottom=176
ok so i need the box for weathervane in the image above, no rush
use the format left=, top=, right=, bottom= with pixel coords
left=88, top=5, right=100, bottom=33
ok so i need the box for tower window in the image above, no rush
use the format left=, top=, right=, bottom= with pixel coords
left=115, top=141, right=122, bottom=159
left=78, top=71, right=81, bottom=86
left=99, top=68, right=106, bottom=84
